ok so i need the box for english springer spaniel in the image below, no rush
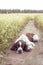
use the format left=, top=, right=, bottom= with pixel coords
left=11, top=33, right=39, bottom=54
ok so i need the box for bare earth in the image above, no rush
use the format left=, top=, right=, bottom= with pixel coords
left=3, top=20, right=43, bottom=65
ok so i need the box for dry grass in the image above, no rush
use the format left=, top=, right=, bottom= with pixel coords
left=0, top=13, right=31, bottom=52
left=34, top=14, right=43, bottom=31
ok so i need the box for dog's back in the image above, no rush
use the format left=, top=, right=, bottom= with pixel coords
left=26, top=33, right=39, bottom=42
left=26, top=33, right=34, bottom=42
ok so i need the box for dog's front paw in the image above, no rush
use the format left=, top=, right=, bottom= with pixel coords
left=27, top=45, right=34, bottom=52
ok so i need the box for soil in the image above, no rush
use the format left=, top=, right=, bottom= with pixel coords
left=3, top=20, right=43, bottom=65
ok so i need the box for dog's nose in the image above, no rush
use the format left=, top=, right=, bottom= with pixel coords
left=17, top=47, right=23, bottom=54
left=18, top=50, right=22, bottom=54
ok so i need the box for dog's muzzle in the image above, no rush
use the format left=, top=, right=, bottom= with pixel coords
left=17, top=47, right=23, bottom=54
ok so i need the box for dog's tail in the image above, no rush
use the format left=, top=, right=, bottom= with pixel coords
left=33, top=34, right=39, bottom=42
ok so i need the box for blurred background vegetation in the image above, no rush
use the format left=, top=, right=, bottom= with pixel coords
left=0, top=13, right=43, bottom=53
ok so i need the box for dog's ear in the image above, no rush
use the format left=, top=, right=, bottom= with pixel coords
left=10, top=42, right=18, bottom=51
left=23, top=43, right=28, bottom=51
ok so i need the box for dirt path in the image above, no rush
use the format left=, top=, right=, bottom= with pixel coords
left=3, top=20, right=43, bottom=65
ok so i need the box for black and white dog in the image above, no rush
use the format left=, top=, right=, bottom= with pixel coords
left=11, top=33, right=39, bottom=53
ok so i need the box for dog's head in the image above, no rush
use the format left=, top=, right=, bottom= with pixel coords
left=11, top=40, right=27, bottom=54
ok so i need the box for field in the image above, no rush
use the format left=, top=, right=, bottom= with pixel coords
left=0, top=13, right=43, bottom=53
left=34, top=14, right=43, bottom=31
left=0, top=13, right=33, bottom=53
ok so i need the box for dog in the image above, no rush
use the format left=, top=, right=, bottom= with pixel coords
left=11, top=33, right=39, bottom=54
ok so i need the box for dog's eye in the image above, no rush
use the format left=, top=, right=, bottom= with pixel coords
left=18, top=44, right=20, bottom=47
left=21, top=44, right=24, bottom=48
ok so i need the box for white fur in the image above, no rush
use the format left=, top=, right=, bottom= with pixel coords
left=27, top=45, right=33, bottom=50
left=29, top=42, right=35, bottom=47
left=15, top=34, right=35, bottom=50
left=33, top=34, right=39, bottom=41
left=18, top=47, right=22, bottom=51
left=17, top=47, right=23, bottom=53
left=27, top=42, right=35, bottom=50
left=15, top=34, right=33, bottom=45
left=19, top=41, right=22, bottom=47
left=15, top=34, right=29, bottom=43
